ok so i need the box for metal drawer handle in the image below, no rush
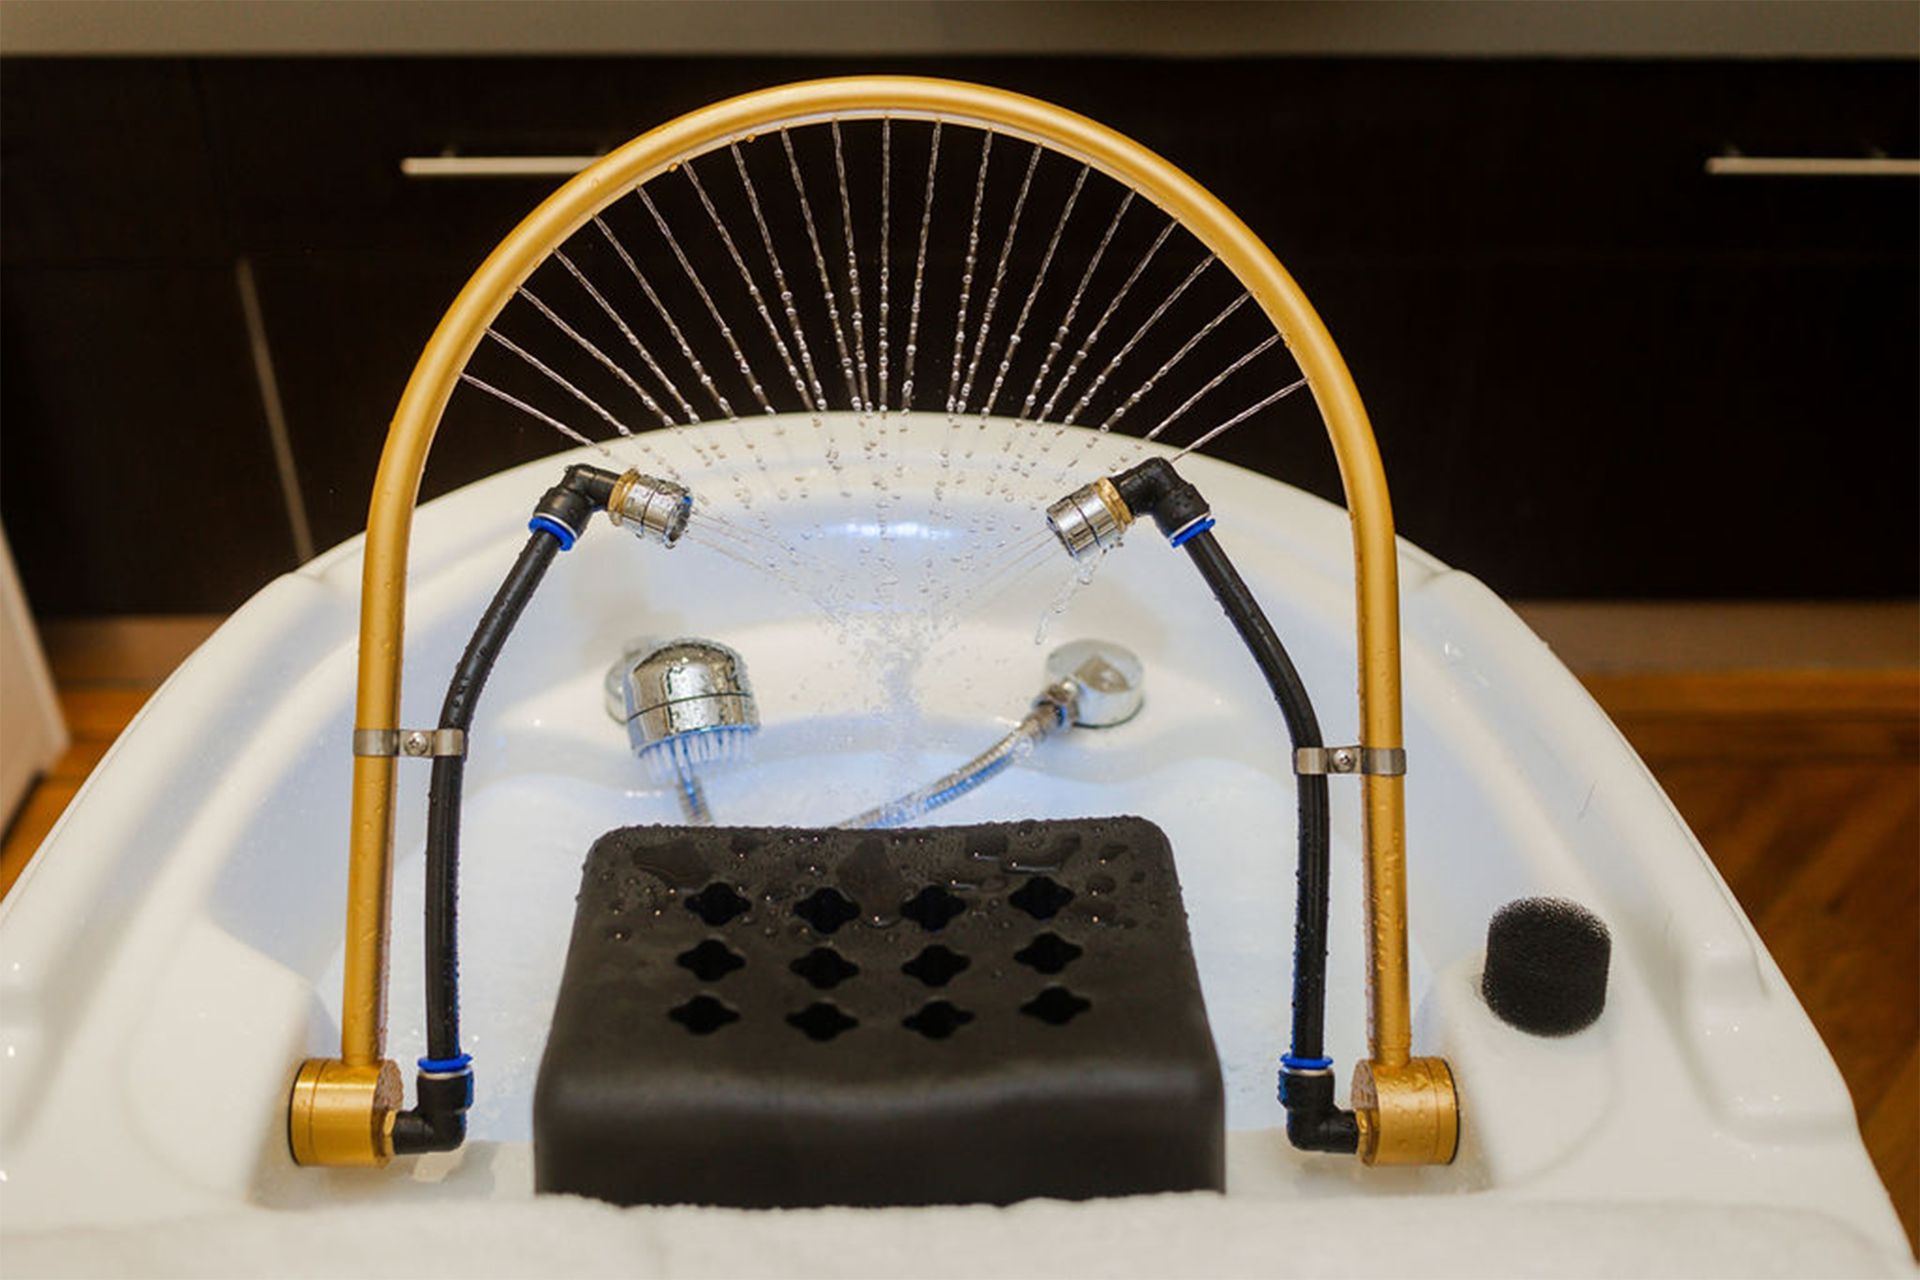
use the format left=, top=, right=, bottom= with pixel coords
left=1706, top=155, right=1920, bottom=178
left=401, top=155, right=602, bottom=178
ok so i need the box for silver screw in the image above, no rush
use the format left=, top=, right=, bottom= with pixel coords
left=1331, top=747, right=1357, bottom=773
left=403, top=731, right=431, bottom=757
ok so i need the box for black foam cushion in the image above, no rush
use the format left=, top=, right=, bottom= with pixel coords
left=534, top=818, right=1224, bottom=1208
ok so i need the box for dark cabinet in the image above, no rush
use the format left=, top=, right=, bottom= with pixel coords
left=0, top=265, right=298, bottom=612
left=242, top=250, right=563, bottom=552
left=2, top=55, right=1914, bottom=612
left=0, top=61, right=229, bottom=267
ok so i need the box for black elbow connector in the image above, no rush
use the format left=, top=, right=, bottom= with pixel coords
left=390, top=1069, right=472, bottom=1156
left=532, top=465, right=623, bottom=543
left=1280, top=1068, right=1360, bottom=1154
left=1111, top=458, right=1212, bottom=544
left=560, top=463, right=621, bottom=508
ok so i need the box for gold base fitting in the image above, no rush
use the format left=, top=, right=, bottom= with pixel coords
left=1352, top=1056, right=1459, bottom=1166
left=288, top=1058, right=402, bottom=1167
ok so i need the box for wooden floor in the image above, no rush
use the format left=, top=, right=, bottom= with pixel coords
left=1592, top=666, right=1918, bottom=1255
left=2, top=615, right=1915, bottom=1252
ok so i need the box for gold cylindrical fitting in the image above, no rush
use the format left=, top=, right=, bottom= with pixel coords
left=1351, top=1056, right=1458, bottom=1166
left=288, top=1057, right=402, bottom=1167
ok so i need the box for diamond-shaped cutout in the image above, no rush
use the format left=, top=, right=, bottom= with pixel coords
left=793, top=887, right=861, bottom=935
left=1020, top=986, right=1091, bottom=1026
left=787, top=1001, right=858, bottom=1042
left=676, top=939, right=745, bottom=982
left=668, top=994, right=740, bottom=1035
left=902, top=1000, right=975, bottom=1040
left=1009, top=875, right=1074, bottom=920
left=685, top=883, right=751, bottom=926
left=901, top=944, right=971, bottom=987
left=901, top=885, right=967, bottom=931
left=790, top=946, right=860, bottom=990
left=1014, top=932, right=1083, bottom=975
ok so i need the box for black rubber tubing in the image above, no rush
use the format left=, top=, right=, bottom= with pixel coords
left=1178, top=528, right=1334, bottom=1065
left=395, top=468, right=619, bottom=1155
left=423, top=526, right=564, bottom=1062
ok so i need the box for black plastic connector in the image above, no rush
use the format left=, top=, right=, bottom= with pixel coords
left=1112, top=457, right=1211, bottom=542
left=391, top=1070, right=472, bottom=1155
left=1279, top=1068, right=1360, bottom=1154
left=533, top=464, right=623, bottom=540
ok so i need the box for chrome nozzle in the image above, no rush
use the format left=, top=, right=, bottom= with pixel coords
left=608, top=470, right=692, bottom=547
left=1045, top=477, right=1132, bottom=561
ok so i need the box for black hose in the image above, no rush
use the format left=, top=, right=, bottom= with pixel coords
left=1110, top=457, right=1356, bottom=1154
left=392, top=526, right=563, bottom=1157
left=422, top=528, right=564, bottom=1061
left=393, top=468, right=620, bottom=1156
left=1179, top=529, right=1333, bottom=1065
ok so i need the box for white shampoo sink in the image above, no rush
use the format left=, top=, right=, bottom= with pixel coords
left=0, top=418, right=1907, bottom=1276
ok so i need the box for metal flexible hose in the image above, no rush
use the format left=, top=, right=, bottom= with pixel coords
left=837, top=699, right=1067, bottom=829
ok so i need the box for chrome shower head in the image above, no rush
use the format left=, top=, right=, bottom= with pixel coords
left=621, top=640, right=759, bottom=816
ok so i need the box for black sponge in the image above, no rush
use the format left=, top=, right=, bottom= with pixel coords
left=534, top=818, right=1224, bottom=1208
left=1481, top=897, right=1611, bottom=1036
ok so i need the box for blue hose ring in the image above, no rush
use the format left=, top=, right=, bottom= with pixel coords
left=1167, top=516, right=1216, bottom=548
left=418, top=1053, right=473, bottom=1075
left=528, top=515, right=578, bottom=550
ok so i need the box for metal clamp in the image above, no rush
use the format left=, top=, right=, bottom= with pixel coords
left=352, top=728, right=468, bottom=759
left=1295, top=745, right=1406, bottom=777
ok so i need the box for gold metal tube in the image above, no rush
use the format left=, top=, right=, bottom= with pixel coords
left=341, top=755, right=395, bottom=1064
left=1365, top=775, right=1412, bottom=1065
left=307, top=74, right=1443, bottom=1164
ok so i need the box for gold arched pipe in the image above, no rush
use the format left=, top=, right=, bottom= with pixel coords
left=290, top=75, right=1456, bottom=1167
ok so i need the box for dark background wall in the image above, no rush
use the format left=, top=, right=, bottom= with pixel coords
left=2, top=54, right=1915, bottom=614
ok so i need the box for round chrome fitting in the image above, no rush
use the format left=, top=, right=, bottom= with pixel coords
left=1045, top=477, right=1132, bottom=561
left=1044, top=639, right=1146, bottom=728
left=623, top=639, right=759, bottom=758
left=608, top=470, right=692, bottom=547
